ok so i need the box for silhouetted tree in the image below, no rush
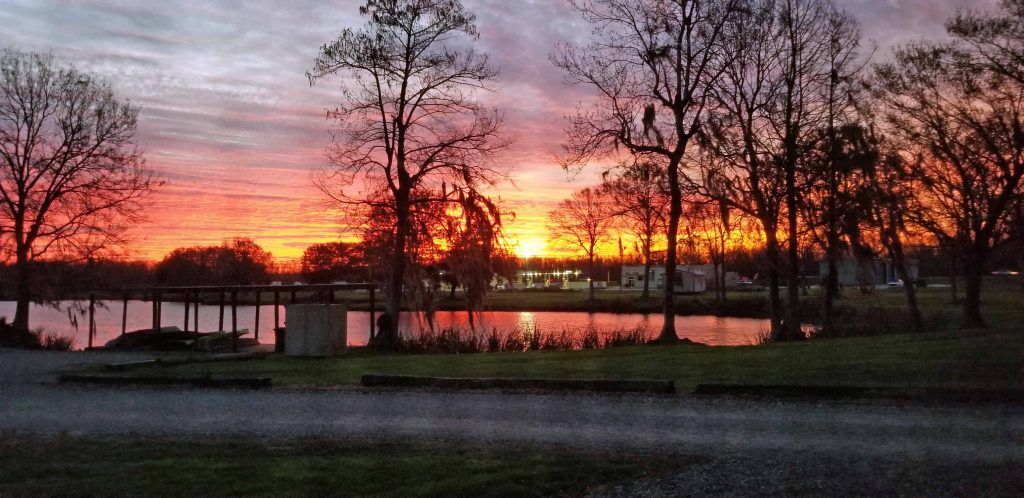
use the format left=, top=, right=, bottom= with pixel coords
left=804, top=123, right=880, bottom=332
left=440, top=190, right=505, bottom=329
left=0, top=49, right=157, bottom=333
left=680, top=195, right=744, bottom=303
left=874, top=1, right=1024, bottom=327
left=868, top=137, right=925, bottom=329
left=600, top=161, right=668, bottom=299
left=554, top=0, right=741, bottom=341
left=300, top=242, right=366, bottom=284
left=307, top=0, right=509, bottom=347
left=703, top=0, right=861, bottom=340
left=548, top=187, right=614, bottom=302
left=155, top=238, right=272, bottom=286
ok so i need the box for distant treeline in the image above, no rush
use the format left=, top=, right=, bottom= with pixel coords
left=5, top=237, right=1017, bottom=302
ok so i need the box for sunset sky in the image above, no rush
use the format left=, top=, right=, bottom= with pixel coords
left=0, top=0, right=993, bottom=262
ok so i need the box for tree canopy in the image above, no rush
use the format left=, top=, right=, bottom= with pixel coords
left=0, top=49, right=158, bottom=331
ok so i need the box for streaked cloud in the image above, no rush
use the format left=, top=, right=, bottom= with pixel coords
left=0, top=0, right=994, bottom=260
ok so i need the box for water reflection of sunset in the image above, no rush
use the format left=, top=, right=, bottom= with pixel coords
left=4, top=302, right=769, bottom=348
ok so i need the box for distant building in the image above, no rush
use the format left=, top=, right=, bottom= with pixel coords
left=685, top=264, right=741, bottom=288
left=621, top=265, right=707, bottom=293
left=818, top=257, right=920, bottom=287
left=515, top=270, right=582, bottom=289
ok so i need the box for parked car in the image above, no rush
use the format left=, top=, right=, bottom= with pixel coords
left=887, top=280, right=904, bottom=288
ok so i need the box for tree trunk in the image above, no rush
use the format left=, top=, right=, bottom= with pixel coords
left=889, top=236, right=922, bottom=330
left=719, top=230, right=728, bottom=302
left=13, top=250, right=31, bottom=332
left=764, top=226, right=785, bottom=340
left=822, top=236, right=840, bottom=335
left=587, top=254, right=596, bottom=302
left=658, top=160, right=682, bottom=342
left=962, top=252, right=986, bottom=328
left=713, top=261, right=722, bottom=304
left=641, top=253, right=652, bottom=300
left=783, top=177, right=802, bottom=341
left=380, top=196, right=411, bottom=348
left=949, top=253, right=960, bottom=304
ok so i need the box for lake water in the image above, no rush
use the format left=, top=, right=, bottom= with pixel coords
left=0, top=300, right=770, bottom=349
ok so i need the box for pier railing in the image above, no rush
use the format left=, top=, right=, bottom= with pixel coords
left=86, top=283, right=378, bottom=351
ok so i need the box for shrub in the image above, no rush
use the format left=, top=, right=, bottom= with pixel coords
left=580, top=328, right=600, bottom=349
left=486, top=328, right=502, bottom=352
left=387, top=323, right=655, bottom=355
left=39, top=331, right=75, bottom=351
left=0, top=320, right=75, bottom=350
left=502, top=329, right=526, bottom=352
left=603, top=327, right=647, bottom=348
left=752, top=326, right=773, bottom=346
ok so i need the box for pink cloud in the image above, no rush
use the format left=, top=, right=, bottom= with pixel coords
left=0, top=0, right=990, bottom=260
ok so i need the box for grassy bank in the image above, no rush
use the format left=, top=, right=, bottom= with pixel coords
left=122, top=327, right=1023, bottom=391
left=0, top=437, right=672, bottom=497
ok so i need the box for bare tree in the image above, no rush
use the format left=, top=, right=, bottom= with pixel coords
left=679, top=194, right=739, bottom=303
left=0, top=49, right=157, bottom=333
left=701, top=0, right=785, bottom=337
left=874, top=5, right=1024, bottom=326
left=548, top=187, right=614, bottom=302
left=801, top=122, right=880, bottom=332
left=554, top=0, right=740, bottom=341
left=703, top=0, right=860, bottom=340
left=307, top=0, right=509, bottom=346
left=869, top=141, right=925, bottom=329
left=600, top=161, right=668, bottom=299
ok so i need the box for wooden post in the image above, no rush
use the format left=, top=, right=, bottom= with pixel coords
left=121, top=294, right=128, bottom=336
left=254, top=291, right=261, bottom=342
left=183, top=291, right=190, bottom=333
left=193, top=292, right=200, bottom=351
left=369, top=287, right=375, bottom=341
left=155, top=292, right=162, bottom=334
left=88, top=294, right=96, bottom=349
left=231, top=290, right=238, bottom=352
left=151, top=292, right=158, bottom=333
left=273, top=291, right=280, bottom=330
left=218, top=291, right=225, bottom=332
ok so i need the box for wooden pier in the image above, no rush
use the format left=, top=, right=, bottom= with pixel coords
left=87, top=283, right=377, bottom=352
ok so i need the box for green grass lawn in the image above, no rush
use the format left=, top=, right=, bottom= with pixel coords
left=0, top=437, right=675, bottom=497
left=126, top=327, right=1023, bottom=391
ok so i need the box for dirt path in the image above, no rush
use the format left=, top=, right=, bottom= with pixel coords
left=3, top=350, right=1023, bottom=495
left=2, top=350, right=1021, bottom=460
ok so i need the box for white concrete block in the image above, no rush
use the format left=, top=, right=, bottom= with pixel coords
left=284, top=304, right=347, bottom=357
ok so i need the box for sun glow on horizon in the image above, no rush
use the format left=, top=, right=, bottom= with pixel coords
left=513, top=238, right=547, bottom=259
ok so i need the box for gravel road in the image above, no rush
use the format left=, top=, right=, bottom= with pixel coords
left=3, top=349, right=1022, bottom=496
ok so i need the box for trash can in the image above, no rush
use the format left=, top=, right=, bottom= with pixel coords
left=273, top=327, right=287, bottom=353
